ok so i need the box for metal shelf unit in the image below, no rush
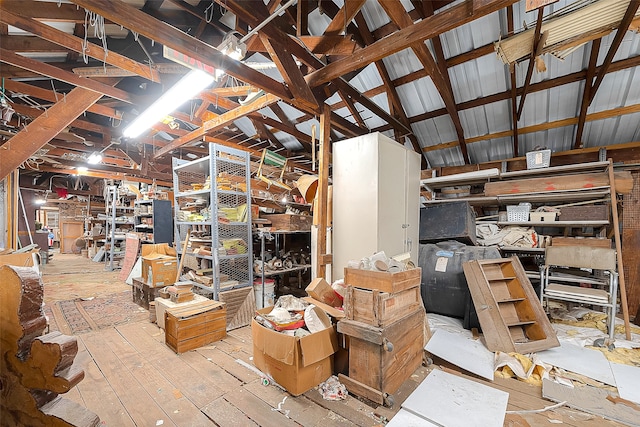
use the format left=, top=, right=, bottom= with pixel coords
left=172, top=144, right=253, bottom=299
left=104, top=185, right=135, bottom=271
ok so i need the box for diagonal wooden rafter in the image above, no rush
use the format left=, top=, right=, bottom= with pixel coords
left=216, top=0, right=411, bottom=136
left=251, top=119, right=284, bottom=150
left=379, top=0, right=468, bottom=162
left=297, top=0, right=309, bottom=37
left=324, top=0, right=367, bottom=36
left=507, top=5, right=519, bottom=157
left=0, top=87, right=104, bottom=180
left=575, top=38, right=602, bottom=149
left=0, top=9, right=161, bottom=82
left=1, top=1, right=85, bottom=22
left=0, top=49, right=135, bottom=104
left=516, top=8, right=548, bottom=120
left=588, top=0, right=640, bottom=105
left=153, top=93, right=281, bottom=158
left=259, top=34, right=319, bottom=111
left=70, top=0, right=292, bottom=101
left=3, top=79, right=122, bottom=120
left=307, top=0, right=519, bottom=87
left=352, top=12, right=425, bottom=163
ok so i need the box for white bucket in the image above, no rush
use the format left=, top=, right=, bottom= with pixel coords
left=254, top=278, right=276, bottom=309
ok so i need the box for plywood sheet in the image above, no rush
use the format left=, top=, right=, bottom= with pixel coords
left=402, top=369, right=508, bottom=427
left=610, top=362, right=640, bottom=404
left=542, top=379, right=640, bottom=427
left=425, top=329, right=495, bottom=381
left=386, top=408, right=438, bottom=427
left=537, top=342, right=616, bottom=386
left=219, top=287, right=255, bottom=331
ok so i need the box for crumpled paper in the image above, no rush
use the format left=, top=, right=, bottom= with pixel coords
left=318, top=375, right=348, bottom=401
left=495, top=352, right=552, bottom=386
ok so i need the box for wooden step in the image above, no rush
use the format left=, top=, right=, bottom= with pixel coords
left=463, top=256, right=560, bottom=353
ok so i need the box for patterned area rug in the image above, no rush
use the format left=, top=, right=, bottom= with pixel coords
left=44, top=291, right=149, bottom=335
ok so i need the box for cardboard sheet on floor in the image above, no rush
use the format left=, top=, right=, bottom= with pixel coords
left=125, top=257, right=142, bottom=285
left=542, top=379, right=640, bottom=426
left=425, top=329, right=495, bottom=380
left=402, top=369, right=508, bottom=427
left=537, top=342, right=616, bottom=386
left=610, top=362, right=640, bottom=404
left=386, top=409, right=438, bottom=427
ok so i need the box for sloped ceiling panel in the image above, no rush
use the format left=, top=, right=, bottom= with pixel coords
left=468, top=136, right=514, bottom=163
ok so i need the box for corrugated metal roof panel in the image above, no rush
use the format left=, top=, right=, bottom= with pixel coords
left=396, top=78, right=445, bottom=116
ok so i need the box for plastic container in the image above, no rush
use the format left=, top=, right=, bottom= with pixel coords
left=526, top=149, right=551, bottom=169
left=254, top=278, right=276, bottom=309
left=419, top=241, right=501, bottom=319
left=507, top=203, right=531, bottom=222
left=529, top=212, right=557, bottom=222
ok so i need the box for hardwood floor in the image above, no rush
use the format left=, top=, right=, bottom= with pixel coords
left=42, top=254, right=628, bottom=426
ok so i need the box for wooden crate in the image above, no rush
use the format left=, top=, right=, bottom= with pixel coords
left=263, top=214, right=312, bottom=231
left=344, top=285, right=422, bottom=327
left=165, top=301, right=227, bottom=353
left=559, top=205, right=609, bottom=221
left=343, top=267, right=421, bottom=293
left=132, top=277, right=164, bottom=310
left=551, top=237, right=611, bottom=248
left=337, top=307, right=424, bottom=405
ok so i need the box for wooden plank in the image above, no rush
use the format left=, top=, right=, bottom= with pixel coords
left=177, top=351, right=243, bottom=395
left=195, top=346, right=261, bottom=385
left=343, top=268, right=421, bottom=293
left=222, top=388, right=300, bottom=427
left=99, top=327, right=212, bottom=426
left=0, top=86, right=103, bottom=181
left=200, top=396, right=259, bottom=426
left=542, top=379, right=639, bottom=426
left=0, top=10, right=159, bottom=81
left=243, top=380, right=354, bottom=427
left=315, top=104, right=331, bottom=279
left=338, top=374, right=385, bottom=405
left=608, top=160, right=632, bottom=340
left=303, top=387, right=378, bottom=427
left=115, top=322, right=225, bottom=408
left=80, top=331, right=172, bottom=426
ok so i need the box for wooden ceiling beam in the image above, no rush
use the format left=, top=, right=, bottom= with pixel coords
left=516, top=8, right=547, bottom=120
left=1, top=1, right=86, bottom=22
left=163, top=0, right=227, bottom=36
left=0, top=49, right=135, bottom=103
left=259, top=34, right=319, bottom=111
left=380, top=0, right=468, bottom=163
left=0, top=35, right=69, bottom=52
left=588, top=1, right=640, bottom=104
left=70, top=0, right=292, bottom=101
left=507, top=5, right=519, bottom=157
left=409, top=54, right=640, bottom=124
left=4, top=79, right=122, bottom=120
left=575, top=38, right=601, bottom=149
left=297, top=0, right=309, bottom=37
left=0, top=87, right=103, bottom=181
left=423, top=102, right=640, bottom=152
left=251, top=119, right=286, bottom=150
left=153, top=93, right=281, bottom=158
left=307, top=0, right=519, bottom=87
left=0, top=10, right=161, bottom=82
left=9, top=102, right=112, bottom=137
left=247, top=114, right=313, bottom=152
left=30, top=165, right=172, bottom=187
left=323, top=0, right=367, bottom=36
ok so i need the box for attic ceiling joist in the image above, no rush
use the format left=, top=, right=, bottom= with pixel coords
left=0, top=48, right=135, bottom=104
left=0, top=8, right=161, bottom=82
left=69, top=0, right=293, bottom=102
left=306, top=0, right=520, bottom=87
left=0, top=87, right=104, bottom=181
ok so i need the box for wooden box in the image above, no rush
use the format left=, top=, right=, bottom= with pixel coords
left=344, top=285, right=422, bottom=327
left=132, top=277, right=164, bottom=310
left=337, top=307, right=425, bottom=405
left=165, top=301, right=227, bottom=354
left=343, top=267, right=421, bottom=293
left=263, top=214, right=312, bottom=231
left=154, top=294, right=209, bottom=330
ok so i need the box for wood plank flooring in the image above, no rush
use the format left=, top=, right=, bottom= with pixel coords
left=41, top=254, right=630, bottom=426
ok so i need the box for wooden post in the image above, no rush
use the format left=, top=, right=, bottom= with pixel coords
left=608, top=159, right=631, bottom=340
left=315, top=104, right=332, bottom=279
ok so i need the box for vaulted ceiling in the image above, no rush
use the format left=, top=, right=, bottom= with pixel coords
left=1, top=0, right=640, bottom=193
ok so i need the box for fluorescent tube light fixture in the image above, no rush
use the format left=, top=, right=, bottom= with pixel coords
left=87, top=152, right=103, bottom=164
left=123, top=69, right=215, bottom=138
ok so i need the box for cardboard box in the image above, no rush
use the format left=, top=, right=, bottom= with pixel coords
left=306, top=277, right=342, bottom=308
left=141, top=243, right=177, bottom=287
left=252, top=306, right=338, bottom=396
left=0, top=250, right=37, bottom=268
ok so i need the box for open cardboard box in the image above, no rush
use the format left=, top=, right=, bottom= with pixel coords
left=252, top=306, right=338, bottom=396
left=141, top=243, right=177, bottom=288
